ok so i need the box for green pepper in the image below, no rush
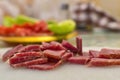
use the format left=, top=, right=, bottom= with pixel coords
left=3, top=16, right=16, bottom=27
left=15, top=15, right=38, bottom=24
left=3, top=15, right=38, bottom=27
left=48, top=20, right=76, bottom=35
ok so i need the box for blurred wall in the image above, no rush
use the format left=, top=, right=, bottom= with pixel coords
left=66, top=0, right=120, bottom=21
left=0, top=0, right=120, bottom=21
left=92, top=0, right=120, bottom=20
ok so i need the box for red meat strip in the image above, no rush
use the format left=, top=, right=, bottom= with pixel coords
left=99, top=48, right=120, bottom=59
left=43, top=50, right=66, bottom=60
left=47, top=58, right=59, bottom=63
left=62, top=40, right=78, bottom=53
left=18, top=45, right=41, bottom=52
left=15, top=52, right=42, bottom=57
left=76, top=36, right=82, bottom=55
left=61, top=52, right=73, bottom=60
left=2, top=44, right=23, bottom=62
left=68, top=56, right=90, bottom=65
left=89, top=50, right=99, bottom=58
left=40, top=42, right=50, bottom=50
left=9, top=52, right=42, bottom=64
left=88, top=58, right=120, bottom=67
left=11, top=58, right=48, bottom=68
left=88, top=58, right=111, bottom=67
left=41, top=42, right=66, bottom=51
left=50, top=41, right=66, bottom=50
left=27, top=60, right=63, bottom=70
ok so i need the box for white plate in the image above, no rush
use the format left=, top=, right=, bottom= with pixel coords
left=0, top=47, right=120, bottom=80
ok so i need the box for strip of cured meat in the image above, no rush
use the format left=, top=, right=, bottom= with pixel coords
left=41, top=42, right=66, bottom=51
left=50, top=41, right=66, bottom=50
left=2, top=44, right=23, bottom=62
left=62, top=40, right=78, bottom=53
left=88, top=58, right=120, bottom=67
left=27, top=60, right=63, bottom=70
left=27, top=64, right=54, bottom=70
left=89, top=50, right=99, bottom=58
left=76, top=36, right=82, bottom=55
left=11, top=58, right=48, bottom=68
left=68, top=56, right=90, bottom=65
left=88, top=58, right=111, bottom=67
left=9, top=52, right=42, bottom=64
left=14, top=52, right=42, bottom=57
left=43, top=50, right=66, bottom=60
left=61, top=52, right=73, bottom=60
left=99, top=48, right=120, bottom=59
left=18, top=45, right=41, bottom=52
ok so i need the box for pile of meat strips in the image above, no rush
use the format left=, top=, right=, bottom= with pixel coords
left=2, top=36, right=120, bottom=70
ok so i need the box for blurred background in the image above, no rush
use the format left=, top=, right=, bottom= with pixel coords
left=0, top=0, right=120, bottom=48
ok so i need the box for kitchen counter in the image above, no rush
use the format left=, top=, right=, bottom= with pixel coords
left=68, top=31, right=120, bottom=48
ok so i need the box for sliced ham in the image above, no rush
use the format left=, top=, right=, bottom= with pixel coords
left=61, top=52, right=73, bottom=60
left=99, top=48, right=120, bottom=59
left=27, top=64, right=54, bottom=70
left=2, top=44, right=23, bottom=62
left=62, top=40, right=78, bottom=53
left=9, top=52, right=42, bottom=64
left=27, top=60, right=63, bottom=70
left=18, top=45, right=41, bottom=52
left=15, top=52, right=42, bottom=57
left=41, top=42, right=66, bottom=51
left=68, top=56, right=90, bottom=65
left=76, top=36, right=82, bottom=55
left=41, top=42, right=50, bottom=51
left=88, top=58, right=120, bottom=67
left=5, top=38, right=120, bottom=70
left=50, top=41, right=66, bottom=50
left=11, top=58, right=48, bottom=68
left=43, top=50, right=65, bottom=60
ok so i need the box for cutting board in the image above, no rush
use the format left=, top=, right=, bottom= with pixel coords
left=0, top=47, right=120, bottom=80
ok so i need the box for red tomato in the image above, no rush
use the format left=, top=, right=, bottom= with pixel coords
left=0, top=27, right=8, bottom=36
left=0, top=20, right=53, bottom=37
left=33, top=21, right=49, bottom=32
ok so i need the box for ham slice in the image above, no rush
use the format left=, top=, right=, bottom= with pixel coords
left=61, top=52, right=73, bottom=60
left=11, top=58, right=48, bottom=68
left=18, top=45, right=41, bottom=52
left=14, top=52, right=42, bottom=57
left=9, top=52, right=42, bottom=64
left=88, top=58, right=120, bottom=67
left=27, top=64, right=54, bottom=70
left=2, top=44, right=23, bottom=62
left=76, top=36, right=82, bottom=55
left=62, top=40, right=78, bottom=53
left=68, top=56, right=90, bottom=65
left=50, top=41, right=66, bottom=50
left=27, top=60, right=63, bottom=70
left=99, top=48, right=120, bottom=59
left=41, top=42, right=66, bottom=51
left=43, top=50, right=65, bottom=60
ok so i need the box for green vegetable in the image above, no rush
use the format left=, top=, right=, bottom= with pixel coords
left=15, top=15, right=38, bottom=24
left=3, top=16, right=16, bottom=27
left=48, top=20, right=76, bottom=35
left=3, top=15, right=38, bottom=27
